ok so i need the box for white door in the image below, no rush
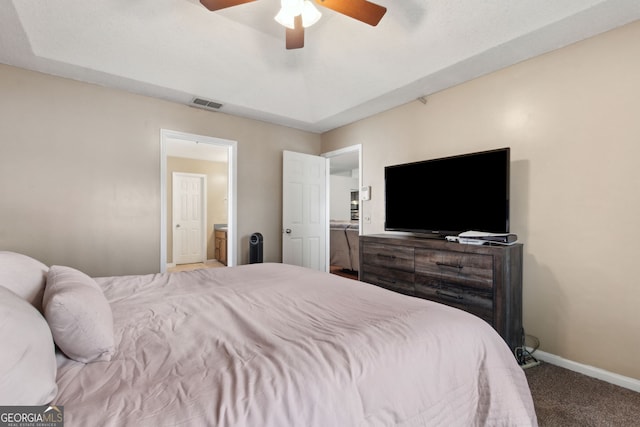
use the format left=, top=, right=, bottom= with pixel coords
left=173, top=172, right=206, bottom=265
left=282, top=151, right=327, bottom=271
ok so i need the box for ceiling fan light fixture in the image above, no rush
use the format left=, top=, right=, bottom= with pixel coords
left=275, top=0, right=301, bottom=29
left=275, top=0, right=321, bottom=29
left=300, top=1, right=321, bottom=27
left=274, top=11, right=295, bottom=29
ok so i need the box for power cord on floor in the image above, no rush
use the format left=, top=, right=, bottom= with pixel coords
left=515, top=329, right=540, bottom=369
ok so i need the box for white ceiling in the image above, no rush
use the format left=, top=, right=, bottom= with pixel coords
left=1, top=1, right=638, bottom=133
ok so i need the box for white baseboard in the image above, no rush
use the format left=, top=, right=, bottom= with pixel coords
left=528, top=348, right=640, bottom=393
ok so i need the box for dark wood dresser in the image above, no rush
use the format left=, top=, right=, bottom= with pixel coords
left=359, top=234, right=523, bottom=352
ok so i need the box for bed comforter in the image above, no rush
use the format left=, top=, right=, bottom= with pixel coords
left=53, top=263, right=536, bottom=426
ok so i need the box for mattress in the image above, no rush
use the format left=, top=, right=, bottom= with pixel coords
left=53, top=263, right=536, bottom=426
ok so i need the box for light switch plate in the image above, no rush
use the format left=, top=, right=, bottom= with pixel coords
left=360, top=186, right=371, bottom=201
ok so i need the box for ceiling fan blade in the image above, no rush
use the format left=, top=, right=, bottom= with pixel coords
left=315, top=0, right=386, bottom=26
left=286, top=15, right=304, bottom=50
left=199, top=0, right=256, bottom=12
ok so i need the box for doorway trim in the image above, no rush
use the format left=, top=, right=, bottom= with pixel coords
left=160, top=129, right=238, bottom=272
left=321, top=144, right=362, bottom=272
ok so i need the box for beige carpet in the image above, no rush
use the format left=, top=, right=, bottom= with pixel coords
left=525, top=362, right=640, bottom=426
left=172, top=263, right=356, bottom=276
left=167, top=260, right=225, bottom=272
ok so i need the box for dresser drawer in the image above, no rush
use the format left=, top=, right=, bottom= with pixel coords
left=359, top=235, right=523, bottom=354
left=415, top=278, right=493, bottom=324
left=361, top=263, right=415, bottom=296
left=415, top=248, right=493, bottom=290
left=361, top=242, right=414, bottom=272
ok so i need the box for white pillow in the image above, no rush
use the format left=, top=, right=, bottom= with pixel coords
left=43, top=265, right=115, bottom=363
left=0, top=251, right=48, bottom=312
left=0, top=286, right=58, bottom=405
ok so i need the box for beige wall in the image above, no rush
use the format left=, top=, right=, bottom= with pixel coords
left=0, top=64, right=321, bottom=276
left=167, top=157, right=228, bottom=263
left=322, top=21, right=640, bottom=380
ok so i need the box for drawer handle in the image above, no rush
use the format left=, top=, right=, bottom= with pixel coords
left=436, top=290, right=463, bottom=300
left=436, top=262, right=463, bottom=269
left=379, top=278, right=397, bottom=285
left=377, top=254, right=397, bottom=260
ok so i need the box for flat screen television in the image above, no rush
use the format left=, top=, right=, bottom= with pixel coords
left=384, top=147, right=510, bottom=236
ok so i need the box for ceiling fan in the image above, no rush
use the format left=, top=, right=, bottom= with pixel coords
left=200, top=0, right=387, bottom=49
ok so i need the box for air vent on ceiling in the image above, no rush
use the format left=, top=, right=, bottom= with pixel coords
left=190, top=97, right=223, bottom=111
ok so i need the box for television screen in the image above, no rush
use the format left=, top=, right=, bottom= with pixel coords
left=384, top=147, right=510, bottom=236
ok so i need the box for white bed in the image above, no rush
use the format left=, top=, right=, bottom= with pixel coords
left=1, top=252, right=537, bottom=426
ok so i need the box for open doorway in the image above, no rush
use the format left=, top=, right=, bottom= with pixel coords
left=323, top=145, right=361, bottom=280
left=160, top=129, right=237, bottom=273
